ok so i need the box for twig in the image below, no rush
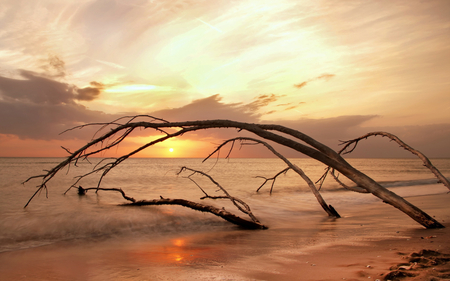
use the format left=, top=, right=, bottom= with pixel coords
left=205, top=137, right=340, bottom=217
left=256, top=167, right=290, bottom=194
left=339, top=132, right=450, bottom=191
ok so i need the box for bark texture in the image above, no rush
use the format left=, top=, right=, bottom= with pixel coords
left=23, top=117, right=447, bottom=229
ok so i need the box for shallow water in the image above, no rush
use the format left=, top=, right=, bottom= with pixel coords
left=0, top=157, right=449, bottom=253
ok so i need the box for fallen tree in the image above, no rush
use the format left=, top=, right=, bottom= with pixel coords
left=24, top=116, right=449, bottom=229
left=74, top=166, right=267, bottom=229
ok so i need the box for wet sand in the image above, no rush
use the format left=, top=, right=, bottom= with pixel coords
left=1, top=191, right=449, bottom=281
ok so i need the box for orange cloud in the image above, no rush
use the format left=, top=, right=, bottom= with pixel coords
left=75, top=81, right=105, bottom=101
left=294, top=73, right=336, bottom=89
left=293, top=81, right=308, bottom=89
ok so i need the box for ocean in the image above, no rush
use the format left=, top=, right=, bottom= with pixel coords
left=1, top=157, right=449, bottom=255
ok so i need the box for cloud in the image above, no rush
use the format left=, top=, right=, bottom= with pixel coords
left=151, top=94, right=258, bottom=122
left=40, top=55, right=66, bottom=78
left=143, top=94, right=279, bottom=146
left=0, top=70, right=74, bottom=105
left=294, top=73, right=336, bottom=89
left=1, top=73, right=449, bottom=159
left=293, top=81, right=308, bottom=89
left=276, top=117, right=450, bottom=158
left=151, top=99, right=450, bottom=159
left=0, top=70, right=104, bottom=104
left=95, top=59, right=125, bottom=69
left=354, top=123, right=450, bottom=159
left=317, top=73, right=335, bottom=80
left=137, top=97, right=376, bottom=157
left=241, top=94, right=285, bottom=112
left=75, top=81, right=105, bottom=101
left=151, top=93, right=286, bottom=123
left=284, top=103, right=304, bottom=110
left=0, top=71, right=115, bottom=140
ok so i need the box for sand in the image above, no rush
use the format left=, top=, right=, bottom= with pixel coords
left=1, top=192, right=449, bottom=281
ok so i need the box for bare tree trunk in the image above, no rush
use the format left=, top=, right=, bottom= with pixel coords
left=339, top=132, right=450, bottom=191
left=23, top=117, right=447, bottom=229
left=122, top=198, right=267, bottom=229
left=74, top=170, right=268, bottom=230
left=238, top=123, right=444, bottom=228
left=205, top=137, right=340, bottom=217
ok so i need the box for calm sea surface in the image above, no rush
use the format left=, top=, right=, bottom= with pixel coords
left=0, top=157, right=449, bottom=253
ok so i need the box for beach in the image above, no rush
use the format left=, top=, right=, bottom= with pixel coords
left=1, top=158, right=450, bottom=280
left=2, top=0, right=450, bottom=279
left=1, top=191, right=449, bottom=281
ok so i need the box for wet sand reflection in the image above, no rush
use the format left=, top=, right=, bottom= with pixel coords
left=129, top=237, right=220, bottom=265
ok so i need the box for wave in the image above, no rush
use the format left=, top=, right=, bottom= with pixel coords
left=380, top=178, right=447, bottom=188
left=0, top=206, right=230, bottom=253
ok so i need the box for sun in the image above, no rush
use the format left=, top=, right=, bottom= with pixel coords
left=169, top=148, right=174, bottom=153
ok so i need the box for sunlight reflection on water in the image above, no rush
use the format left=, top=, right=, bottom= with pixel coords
left=0, top=157, right=449, bottom=253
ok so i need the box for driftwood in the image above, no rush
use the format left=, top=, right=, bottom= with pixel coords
left=123, top=198, right=266, bottom=229
left=23, top=116, right=448, bottom=229
left=72, top=166, right=267, bottom=229
left=207, top=137, right=340, bottom=217
left=318, top=131, right=450, bottom=194
left=338, top=131, right=450, bottom=191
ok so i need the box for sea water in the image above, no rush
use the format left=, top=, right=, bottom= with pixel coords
left=0, top=157, right=449, bottom=253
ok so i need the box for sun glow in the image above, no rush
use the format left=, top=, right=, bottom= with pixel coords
left=126, top=135, right=216, bottom=158
left=104, top=84, right=157, bottom=93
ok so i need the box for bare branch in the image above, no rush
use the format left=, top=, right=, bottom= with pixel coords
left=178, top=166, right=261, bottom=223
left=76, top=186, right=136, bottom=202
left=61, top=146, right=72, bottom=154
left=330, top=169, right=369, bottom=193
left=340, top=132, right=450, bottom=191
left=256, top=167, right=290, bottom=194
left=23, top=118, right=446, bottom=229
left=206, top=137, right=340, bottom=217
left=23, top=125, right=208, bottom=207
left=121, top=198, right=267, bottom=229
left=70, top=173, right=266, bottom=229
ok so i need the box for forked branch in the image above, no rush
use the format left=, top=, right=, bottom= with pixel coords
left=256, top=167, right=290, bottom=194
left=339, top=132, right=450, bottom=191
left=177, top=166, right=261, bottom=224
left=24, top=118, right=446, bottom=229
left=206, top=137, right=340, bottom=217
left=70, top=168, right=266, bottom=229
left=316, top=167, right=369, bottom=193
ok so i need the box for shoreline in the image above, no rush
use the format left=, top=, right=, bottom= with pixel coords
left=1, top=192, right=449, bottom=280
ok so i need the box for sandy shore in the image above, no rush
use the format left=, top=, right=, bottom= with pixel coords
left=1, top=191, right=449, bottom=281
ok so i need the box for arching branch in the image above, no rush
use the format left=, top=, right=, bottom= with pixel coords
left=24, top=118, right=446, bottom=228
left=206, top=137, right=340, bottom=217
left=339, top=132, right=450, bottom=191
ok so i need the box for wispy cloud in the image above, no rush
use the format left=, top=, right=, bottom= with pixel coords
left=294, top=73, right=336, bottom=89
left=242, top=94, right=285, bottom=112
left=196, top=18, right=223, bottom=33
left=40, top=55, right=66, bottom=78
left=95, top=59, right=125, bottom=69
left=1, top=0, right=450, bottom=157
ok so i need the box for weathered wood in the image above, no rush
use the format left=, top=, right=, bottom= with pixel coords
left=122, top=198, right=267, bottom=229
left=205, top=137, right=340, bottom=218
left=70, top=169, right=265, bottom=229
left=339, top=131, right=450, bottom=191
left=23, top=117, right=447, bottom=229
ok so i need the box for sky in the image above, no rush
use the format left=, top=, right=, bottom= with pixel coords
left=0, top=0, right=450, bottom=158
